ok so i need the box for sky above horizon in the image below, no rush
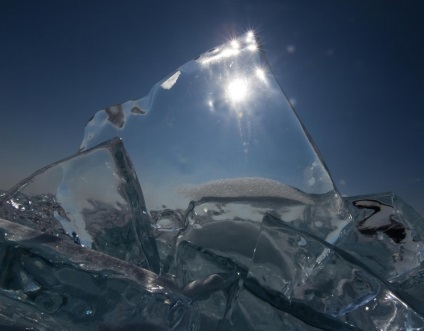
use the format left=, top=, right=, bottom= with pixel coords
left=1, top=0, right=423, bottom=215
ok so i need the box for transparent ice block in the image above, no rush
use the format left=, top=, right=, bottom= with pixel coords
left=79, top=32, right=348, bottom=231
left=0, top=138, right=160, bottom=272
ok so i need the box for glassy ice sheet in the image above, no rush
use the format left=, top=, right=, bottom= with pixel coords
left=80, top=32, right=345, bottom=217
left=0, top=32, right=423, bottom=330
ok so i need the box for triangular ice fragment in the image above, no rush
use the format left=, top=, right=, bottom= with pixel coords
left=80, top=32, right=348, bottom=228
left=0, top=138, right=160, bottom=273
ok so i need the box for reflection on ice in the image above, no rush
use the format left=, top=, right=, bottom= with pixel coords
left=161, top=71, right=181, bottom=90
left=0, top=32, right=423, bottom=330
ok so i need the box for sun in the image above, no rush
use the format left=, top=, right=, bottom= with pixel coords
left=227, top=78, right=249, bottom=103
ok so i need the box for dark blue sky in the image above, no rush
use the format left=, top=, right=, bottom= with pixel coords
left=1, top=0, right=423, bottom=215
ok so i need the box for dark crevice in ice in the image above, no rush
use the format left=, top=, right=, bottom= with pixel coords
left=104, top=105, right=125, bottom=128
left=354, top=199, right=406, bottom=243
left=130, top=106, right=145, bottom=114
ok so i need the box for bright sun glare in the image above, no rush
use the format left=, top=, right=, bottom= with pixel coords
left=255, top=68, right=265, bottom=81
left=227, top=78, right=249, bottom=102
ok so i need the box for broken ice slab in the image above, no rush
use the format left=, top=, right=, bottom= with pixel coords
left=339, top=192, right=424, bottom=315
left=339, top=192, right=424, bottom=281
left=151, top=208, right=186, bottom=276
left=181, top=178, right=350, bottom=241
left=0, top=293, right=66, bottom=330
left=0, top=138, right=160, bottom=273
left=79, top=32, right=348, bottom=230
left=183, top=273, right=240, bottom=331
left=220, top=287, right=341, bottom=331
left=0, top=217, right=196, bottom=331
left=176, top=240, right=247, bottom=286
left=175, top=237, right=348, bottom=330
left=243, top=213, right=424, bottom=330
left=168, top=179, right=350, bottom=286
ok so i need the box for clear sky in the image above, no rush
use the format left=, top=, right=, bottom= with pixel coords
left=1, top=0, right=423, bottom=215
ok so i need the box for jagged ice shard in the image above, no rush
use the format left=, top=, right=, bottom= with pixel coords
left=80, top=32, right=343, bottom=214
left=0, top=32, right=423, bottom=330
left=0, top=138, right=160, bottom=273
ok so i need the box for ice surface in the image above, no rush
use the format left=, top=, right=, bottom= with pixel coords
left=243, top=213, right=424, bottom=330
left=0, top=138, right=160, bottom=273
left=340, top=193, right=424, bottom=316
left=0, top=217, right=196, bottom=330
left=341, top=193, right=424, bottom=281
left=220, top=287, right=349, bottom=331
left=176, top=240, right=242, bottom=330
left=0, top=32, right=423, bottom=330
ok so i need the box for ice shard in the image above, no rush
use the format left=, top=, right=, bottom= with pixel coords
left=219, top=287, right=327, bottom=331
left=0, top=138, right=160, bottom=273
left=239, top=213, right=424, bottom=330
left=80, top=32, right=348, bottom=226
left=0, top=217, right=196, bottom=330
left=175, top=239, right=244, bottom=330
left=339, top=192, right=424, bottom=314
left=341, top=193, right=424, bottom=281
